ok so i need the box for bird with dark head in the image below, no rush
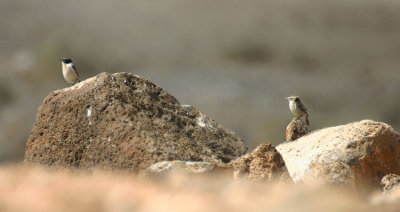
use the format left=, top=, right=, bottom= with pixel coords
left=59, top=57, right=80, bottom=85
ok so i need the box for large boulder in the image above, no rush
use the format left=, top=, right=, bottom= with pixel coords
left=277, top=120, right=400, bottom=193
left=24, top=72, right=247, bottom=171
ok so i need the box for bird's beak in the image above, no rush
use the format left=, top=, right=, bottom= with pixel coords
left=59, top=58, right=63, bottom=61
left=284, top=97, right=289, bottom=100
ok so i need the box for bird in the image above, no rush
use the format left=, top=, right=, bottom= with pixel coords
left=59, top=57, right=80, bottom=85
left=285, top=96, right=310, bottom=126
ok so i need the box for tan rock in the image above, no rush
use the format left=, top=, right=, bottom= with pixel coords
left=371, top=174, right=400, bottom=205
left=277, top=120, right=400, bottom=193
left=24, top=72, right=247, bottom=172
left=141, top=160, right=215, bottom=176
left=233, top=142, right=291, bottom=183
left=286, top=118, right=309, bottom=142
left=381, top=174, right=400, bottom=193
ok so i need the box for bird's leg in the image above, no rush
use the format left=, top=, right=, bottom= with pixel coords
left=305, top=113, right=310, bottom=126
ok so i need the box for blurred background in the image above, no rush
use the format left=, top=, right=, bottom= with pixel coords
left=1, top=0, right=400, bottom=162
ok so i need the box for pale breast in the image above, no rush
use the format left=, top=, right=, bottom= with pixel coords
left=289, top=101, right=306, bottom=117
left=62, top=64, right=79, bottom=83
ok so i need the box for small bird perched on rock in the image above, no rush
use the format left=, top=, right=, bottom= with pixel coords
left=285, top=96, right=309, bottom=126
left=59, top=57, right=80, bottom=85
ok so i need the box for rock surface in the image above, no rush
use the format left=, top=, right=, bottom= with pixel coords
left=286, top=118, right=309, bottom=142
left=24, top=72, right=247, bottom=172
left=233, top=142, right=291, bottom=182
left=277, top=120, right=400, bottom=193
left=381, top=174, right=400, bottom=193
left=141, top=160, right=216, bottom=175
left=372, top=174, right=400, bottom=205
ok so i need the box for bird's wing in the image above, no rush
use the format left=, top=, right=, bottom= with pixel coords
left=299, top=101, right=307, bottom=113
left=72, top=64, right=79, bottom=78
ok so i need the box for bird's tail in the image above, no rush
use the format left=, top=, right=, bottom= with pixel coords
left=305, top=113, right=310, bottom=126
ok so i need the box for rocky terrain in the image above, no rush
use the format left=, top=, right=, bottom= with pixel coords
left=10, top=73, right=399, bottom=211
left=2, top=0, right=400, bottom=211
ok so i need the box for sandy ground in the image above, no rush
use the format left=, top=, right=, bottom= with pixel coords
left=0, top=165, right=397, bottom=212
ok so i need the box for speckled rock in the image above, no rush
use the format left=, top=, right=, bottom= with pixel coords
left=141, top=160, right=216, bottom=175
left=233, top=142, right=291, bottom=183
left=24, top=72, right=247, bottom=172
left=372, top=174, right=400, bottom=205
left=381, top=174, right=400, bottom=193
left=277, top=120, right=400, bottom=194
left=286, top=118, right=309, bottom=142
